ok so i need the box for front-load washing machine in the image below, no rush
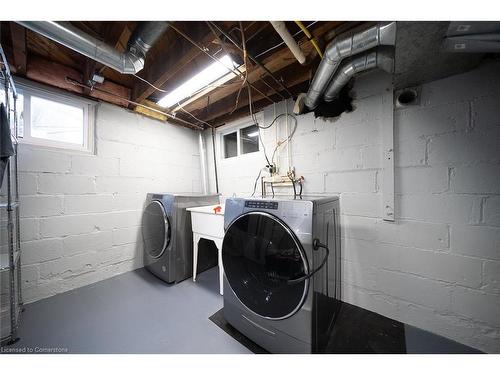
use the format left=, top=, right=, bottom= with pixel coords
left=222, top=196, right=341, bottom=353
left=142, top=193, right=219, bottom=283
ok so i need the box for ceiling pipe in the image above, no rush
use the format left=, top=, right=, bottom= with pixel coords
left=303, top=22, right=396, bottom=110
left=270, top=21, right=307, bottom=65
left=17, top=21, right=168, bottom=74
left=323, top=49, right=394, bottom=102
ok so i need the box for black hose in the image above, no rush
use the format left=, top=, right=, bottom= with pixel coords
left=289, top=175, right=297, bottom=200
left=287, top=239, right=329, bottom=285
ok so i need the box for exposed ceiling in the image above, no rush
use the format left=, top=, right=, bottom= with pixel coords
left=0, top=21, right=350, bottom=129
left=1, top=21, right=494, bottom=130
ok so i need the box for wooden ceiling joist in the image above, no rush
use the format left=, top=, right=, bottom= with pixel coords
left=180, top=21, right=339, bottom=118
left=9, top=22, right=27, bottom=76
left=201, top=63, right=312, bottom=124
left=2, top=20, right=347, bottom=128
left=131, top=22, right=219, bottom=103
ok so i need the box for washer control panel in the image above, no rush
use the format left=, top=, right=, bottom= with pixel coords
left=244, top=200, right=279, bottom=210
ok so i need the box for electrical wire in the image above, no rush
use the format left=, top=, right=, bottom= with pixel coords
left=176, top=106, right=214, bottom=128
left=208, top=21, right=291, bottom=99
left=167, top=22, right=274, bottom=105
left=132, top=74, right=170, bottom=93
left=259, top=112, right=297, bottom=130
left=229, top=22, right=249, bottom=115
left=251, top=168, right=263, bottom=197
left=270, top=113, right=298, bottom=165
left=246, top=82, right=271, bottom=166
left=64, top=77, right=203, bottom=130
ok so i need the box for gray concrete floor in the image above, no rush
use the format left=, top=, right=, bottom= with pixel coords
left=11, top=267, right=251, bottom=353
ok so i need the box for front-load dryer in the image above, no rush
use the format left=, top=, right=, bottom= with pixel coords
left=142, top=193, right=219, bottom=283
left=222, top=196, right=341, bottom=353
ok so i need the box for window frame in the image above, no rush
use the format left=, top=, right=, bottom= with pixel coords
left=13, top=77, right=96, bottom=154
left=219, top=113, right=263, bottom=160
left=239, top=124, right=260, bottom=155
left=222, top=130, right=238, bottom=159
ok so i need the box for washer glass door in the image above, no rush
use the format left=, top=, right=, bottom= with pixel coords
left=222, top=212, right=309, bottom=319
left=142, top=200, right=170, bottom=258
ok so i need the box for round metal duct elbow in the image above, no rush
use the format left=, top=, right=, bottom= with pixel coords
left=17, top=21, right=168, bottom=75
left=323, top=49, right=394, bottom=102
left=304, top=21, right=397, bottom=110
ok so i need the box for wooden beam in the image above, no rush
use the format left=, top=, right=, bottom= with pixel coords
left=171, top=64, right=247, bottom=113
left=83, top=58, right=96, bottom=95
left=182, top=21, right=339, bottom=115
left=210, top=81, right=310, bottom=127
left=98, top=23, right=133, bottom=75
left=134, top=99, right=168, bottom=122
left=131, top=22, right=226, bottom=103
left=89, top=80, right=131, bottom=107
left=26, top=54, right=131, bottom=107
left=199, top=63, right=312, bottom=123
left=9, top=22, right=27, bottom=75
left=27, top=55, right=83, bottom=94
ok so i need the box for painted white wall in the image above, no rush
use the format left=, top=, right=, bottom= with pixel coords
left=204, top=60, right=500, bottom=353
left=19, top=102, right=202, bottom=303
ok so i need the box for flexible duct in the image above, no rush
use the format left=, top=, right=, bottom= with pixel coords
left=270, top=21, right=307, bottom=65
left=323, top=49, right=394, bottom=102
left=304, top=22, right=396, bottom=110
left=17, top=21, right=168, bottom=74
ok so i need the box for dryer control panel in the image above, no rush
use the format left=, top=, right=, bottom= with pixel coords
left=245, top=201, right=278, bottom=210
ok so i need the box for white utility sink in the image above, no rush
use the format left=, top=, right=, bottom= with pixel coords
left=187, top=204, right=225, bottom=295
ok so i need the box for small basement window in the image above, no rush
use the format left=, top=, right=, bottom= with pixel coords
left=240, top=124, right=259, bottom=154
left=223, top=131, right=238, bottom=158
left=6, top=79, right=95, bottom=153
left=221, top=121, right=260, bottom=159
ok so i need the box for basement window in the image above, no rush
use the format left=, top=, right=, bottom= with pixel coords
left=221, top=121, right=260, bottom=159
left=240, top=124, right=259, bottom=154
left=223, top=131, right=238, bottom=158
left=157, top=54, right=240, bottom=109
left=8, top=79, right=95, bottom=153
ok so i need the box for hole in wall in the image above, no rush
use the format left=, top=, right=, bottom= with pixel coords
left=396, top=89, right=418, bottom=106
left=313, top=84, right=354, bottom=119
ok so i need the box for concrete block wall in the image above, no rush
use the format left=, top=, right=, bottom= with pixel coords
left=204, top=60, right=500, bottom=352
left=18, top=102, right=202, bottom=303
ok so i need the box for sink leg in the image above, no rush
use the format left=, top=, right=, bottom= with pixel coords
left=193, top=234, right=199, bottom=282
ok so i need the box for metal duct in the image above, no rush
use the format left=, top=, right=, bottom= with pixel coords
left=17, top=21, right=168, bottom=74
left=324, top=49, right=394, bottom=102
left=304, top=22, right=397, bottom=110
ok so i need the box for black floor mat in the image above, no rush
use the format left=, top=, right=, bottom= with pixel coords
left=209, top=303, right=482, bottom=354
left=209, top=309, right=269, bottom=354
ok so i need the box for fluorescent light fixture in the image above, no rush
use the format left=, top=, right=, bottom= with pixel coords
left=157, top=55, right=237, bottom=108
left=247, top=131, right=259, bottom=138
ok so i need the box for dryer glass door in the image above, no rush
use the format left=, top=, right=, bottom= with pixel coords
left=222, top=212, right=309, bottom=320
left=142, top=200, right=170, bottom=258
